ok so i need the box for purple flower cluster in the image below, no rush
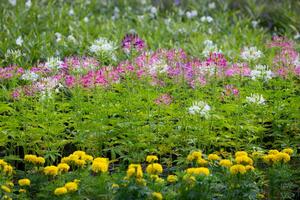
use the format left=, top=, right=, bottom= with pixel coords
left=121, top=33, right=146, bottom=54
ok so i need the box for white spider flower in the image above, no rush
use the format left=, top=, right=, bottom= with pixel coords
left=188, top=101, right=211, bottom=117
left=250, top=65, right=274, bottom=81
left=45, top=57, right=63, bottom=70
left=201, top=16, right=213, bottom=23
left=16, top=36, right=23, bottom=46
left=241, top=46, right=263, bottom=61
left=186, top=10, right=198, bottom=19
left=21, top=71, right=39, bottom=81
left=246, top=94, right=265, bottom=105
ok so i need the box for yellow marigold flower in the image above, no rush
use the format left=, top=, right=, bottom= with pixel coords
left=208, top=154, right=220, bottom=161
left=262, top=154, right=275, bottom=164
left=167, top=175, right=178, bottom=183
left=150, top=175, right=159, bottom=180
left=146, top=155, right=158, bottom=163
left=146, top=163, right=163, bottom=175
left=82, top=155, right=93, bottom=161
left=127, top=164, right=143, bottom=178
left=93, top=157, right=109, bottom=163
left=245, top=165, right=255, bottom=171
left=187, top=151, right=202, bottom=161
left=54, top=187, right=67, bottom=195
left=268, top=150, right=279, bottom=155
left=57, top=163, right=70, bottom=172
left=0, top=159, right=7, bottom=166
left=19, top=189, right=26, bottom=193
left=1, top=185, right=11, bottom=193
left=64, top=182, right=78, bottom=192
left=274, top=152, right=290, bottom=163
left=92, top=161, right=109, bottom=173
left=3, top=165, right=13, bottom=175
left=152, top=192, right=163, bottom=200
left=68, top=154, right=79, bottom=161
left=251, top=151, right=263, bottom=159
left=155, top=177, right=165, bottom=184
left=24, top=154, right=37, bottom=163
left=235, top=156, right=253, bottom=165
left=230, top=164, right=246, bottom=175
left=74, top=159, right=86, bottom=167
left=219, top=159, right=232, bottom=168
left=235, top=151, right=248, bottom=157
left=127, top=168, right=136, bottom=178
left=61, top=157, right=71, bottom=164
left=197, top=158, right=208, bottom=166
left=186, top=167, right=210, bottom=176
left=36, top=157, right=45, bottom=165
left=282, top=148, right=293, bottom=155
left=18, top=178, right=31, bottom=186
left=44, top=166, right=59, bottom=176
left=73, top=151, right=86, bottom=158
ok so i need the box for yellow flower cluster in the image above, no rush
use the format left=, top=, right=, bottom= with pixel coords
left=230, top=164, right=246, bottom=175
left=187, top=151, right=209, bottom=166
left=167, top=175, right=178, bottom=183
left=24, top=154, right=45, bottom=165
left=235, top=155, right=253, bottom=165
left=43, top=165, right=59, bottom=176
left=219, top=159, right=232, bottom=168
left=152, top=192, right=163, bottom=200
left=61, top=151, right=93, bottom=168
left=146, top=155, right=158, bottom=163
left=186, top=167, right=210, bottom=176
left=18, top=178, right=31, bottom=186
left=187, top=151, right=202, bottom=161
left=57, top=163, right=70, bottom=173
left=92, top=157, right=109, bottom=173
left=0, top=159, right=13, bottom=176
left=126, top=164, right=143, bottom=179
left=229, top=151, right=255, bottom=174
left=262, top=149, right=291, bottom=164
left=54, top=180, right=79, bottom=196
left=208, top=154, right=220, bottom=161
left=146, top=163, right=163, bottom=175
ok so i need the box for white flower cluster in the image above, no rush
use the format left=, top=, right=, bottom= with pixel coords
left=89, top=37, right=117, bottom=61
left=21, top=71, right=39, bottom=81
left=148, top=59, right=169, bottom=74
left=202, top=39, right=221, bottom=58
left=200, top=16, right=213, bottom=23
left=246, top=94, right=265, bottom=105
left=241, top=46, right=263, bottom=61
left=186, top=10, right=198, bottom=19
left=250, top=64, right=274, bottom=81
left=5, top=49, right=22, bottom=59
left=45, top=57, right=63, bottom=70
left=188, top=101, right=211, bottom=118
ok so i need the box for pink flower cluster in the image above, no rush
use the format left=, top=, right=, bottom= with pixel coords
left=268, top=36, right=300, bottom=77
left=3, top=36, right=300, bottom=100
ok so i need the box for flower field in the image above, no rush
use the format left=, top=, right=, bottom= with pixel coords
left=0, top=0, right=300, bottom=199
